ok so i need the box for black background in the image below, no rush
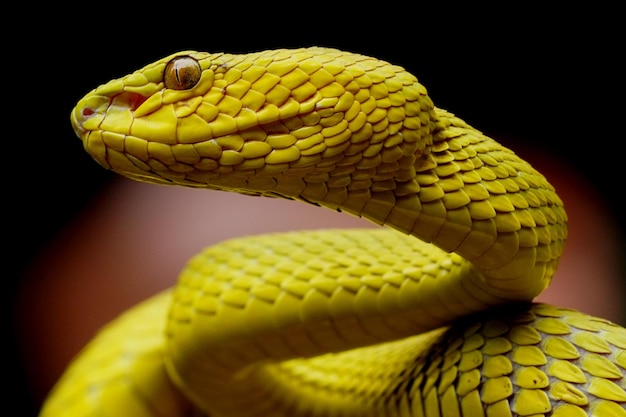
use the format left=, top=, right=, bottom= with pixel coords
left=9, top=8, right=624, bottom=416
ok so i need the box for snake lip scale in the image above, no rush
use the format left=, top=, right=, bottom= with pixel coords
left=40, top=47, right=625, bottom=417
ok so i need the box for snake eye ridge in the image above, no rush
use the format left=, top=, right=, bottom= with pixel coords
left=164, top=56, right=202, bottom=90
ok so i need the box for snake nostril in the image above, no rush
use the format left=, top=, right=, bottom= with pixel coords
left=82, top=107, right=95, bottom=117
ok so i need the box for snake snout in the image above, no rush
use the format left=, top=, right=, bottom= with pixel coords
left=70, top=106, right=86, bottom=138
left=71, top=91, right=149, bottom=140
left=70, top=94, right=109, bottom=138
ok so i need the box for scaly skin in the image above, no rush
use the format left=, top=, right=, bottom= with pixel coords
left=40, top=47, right=625, bottom=416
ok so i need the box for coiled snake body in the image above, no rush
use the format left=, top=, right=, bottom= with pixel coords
left=41, top=47, right=625, bottom=416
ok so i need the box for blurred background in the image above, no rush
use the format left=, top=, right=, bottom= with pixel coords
left=8, top=8, right=624, bottom=416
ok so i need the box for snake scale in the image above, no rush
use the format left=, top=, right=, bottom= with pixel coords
left=40, top=47, right=625, bottom=417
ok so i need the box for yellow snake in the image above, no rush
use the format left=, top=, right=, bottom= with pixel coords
left=40, top=47, right=625, bottom=417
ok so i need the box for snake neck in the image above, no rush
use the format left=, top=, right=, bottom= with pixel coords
left=258, top=108, right=567, bottom=301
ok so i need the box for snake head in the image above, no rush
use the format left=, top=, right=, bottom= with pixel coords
left=70, top=47, right=436, bottom=197
left=71, top=50, right=217, bottom=184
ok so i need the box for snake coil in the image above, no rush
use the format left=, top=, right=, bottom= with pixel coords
left=41, top=47, right=625, bottom=417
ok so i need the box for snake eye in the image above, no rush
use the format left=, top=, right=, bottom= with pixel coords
left=163, top=56, right=202, bottom=90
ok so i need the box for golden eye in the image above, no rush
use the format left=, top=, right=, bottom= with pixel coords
left=163, top=56, right=202, bottom=90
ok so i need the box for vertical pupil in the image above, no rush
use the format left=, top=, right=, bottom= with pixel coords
left=175, top=64, right=186, bottom=84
